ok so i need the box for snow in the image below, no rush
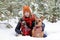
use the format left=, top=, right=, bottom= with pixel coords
left=0, top=18, right=60, bottom=40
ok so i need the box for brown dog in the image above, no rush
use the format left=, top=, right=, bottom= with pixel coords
left=32, top=19, right=44, bottom=38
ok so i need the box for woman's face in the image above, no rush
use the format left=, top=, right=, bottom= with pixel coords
left=24, top=12, right=30, bottom=17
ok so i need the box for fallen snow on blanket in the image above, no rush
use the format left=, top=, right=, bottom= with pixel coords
left=0, top=18, right=60, bottom=40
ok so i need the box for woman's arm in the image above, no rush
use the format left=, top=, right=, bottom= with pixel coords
left=15, top=21, right=21, bottom=34
left=15, top=18, right=23, bottom=34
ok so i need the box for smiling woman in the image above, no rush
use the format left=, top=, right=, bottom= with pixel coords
left=15, top=5, right=36, bottom=36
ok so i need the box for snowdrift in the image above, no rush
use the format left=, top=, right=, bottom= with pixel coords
left=0, top=18, right=60, bottom=40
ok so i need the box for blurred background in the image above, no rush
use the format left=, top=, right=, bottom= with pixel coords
left=0, top=0, right=60, bottom=23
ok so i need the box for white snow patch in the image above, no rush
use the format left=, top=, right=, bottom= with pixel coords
left=0, top=18, right=60, bottom=40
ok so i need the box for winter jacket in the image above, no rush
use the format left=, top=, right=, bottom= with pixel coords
left=15, top=17, right=35, bottom=36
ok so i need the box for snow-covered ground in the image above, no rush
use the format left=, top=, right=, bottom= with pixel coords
left=0, top=18, right=60, bottom=40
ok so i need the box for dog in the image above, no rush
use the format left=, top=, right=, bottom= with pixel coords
left=32, top=19, right=44, bottom=38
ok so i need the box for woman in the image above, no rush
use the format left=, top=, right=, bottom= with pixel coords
left=15, top=5, right=35, bottom=36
